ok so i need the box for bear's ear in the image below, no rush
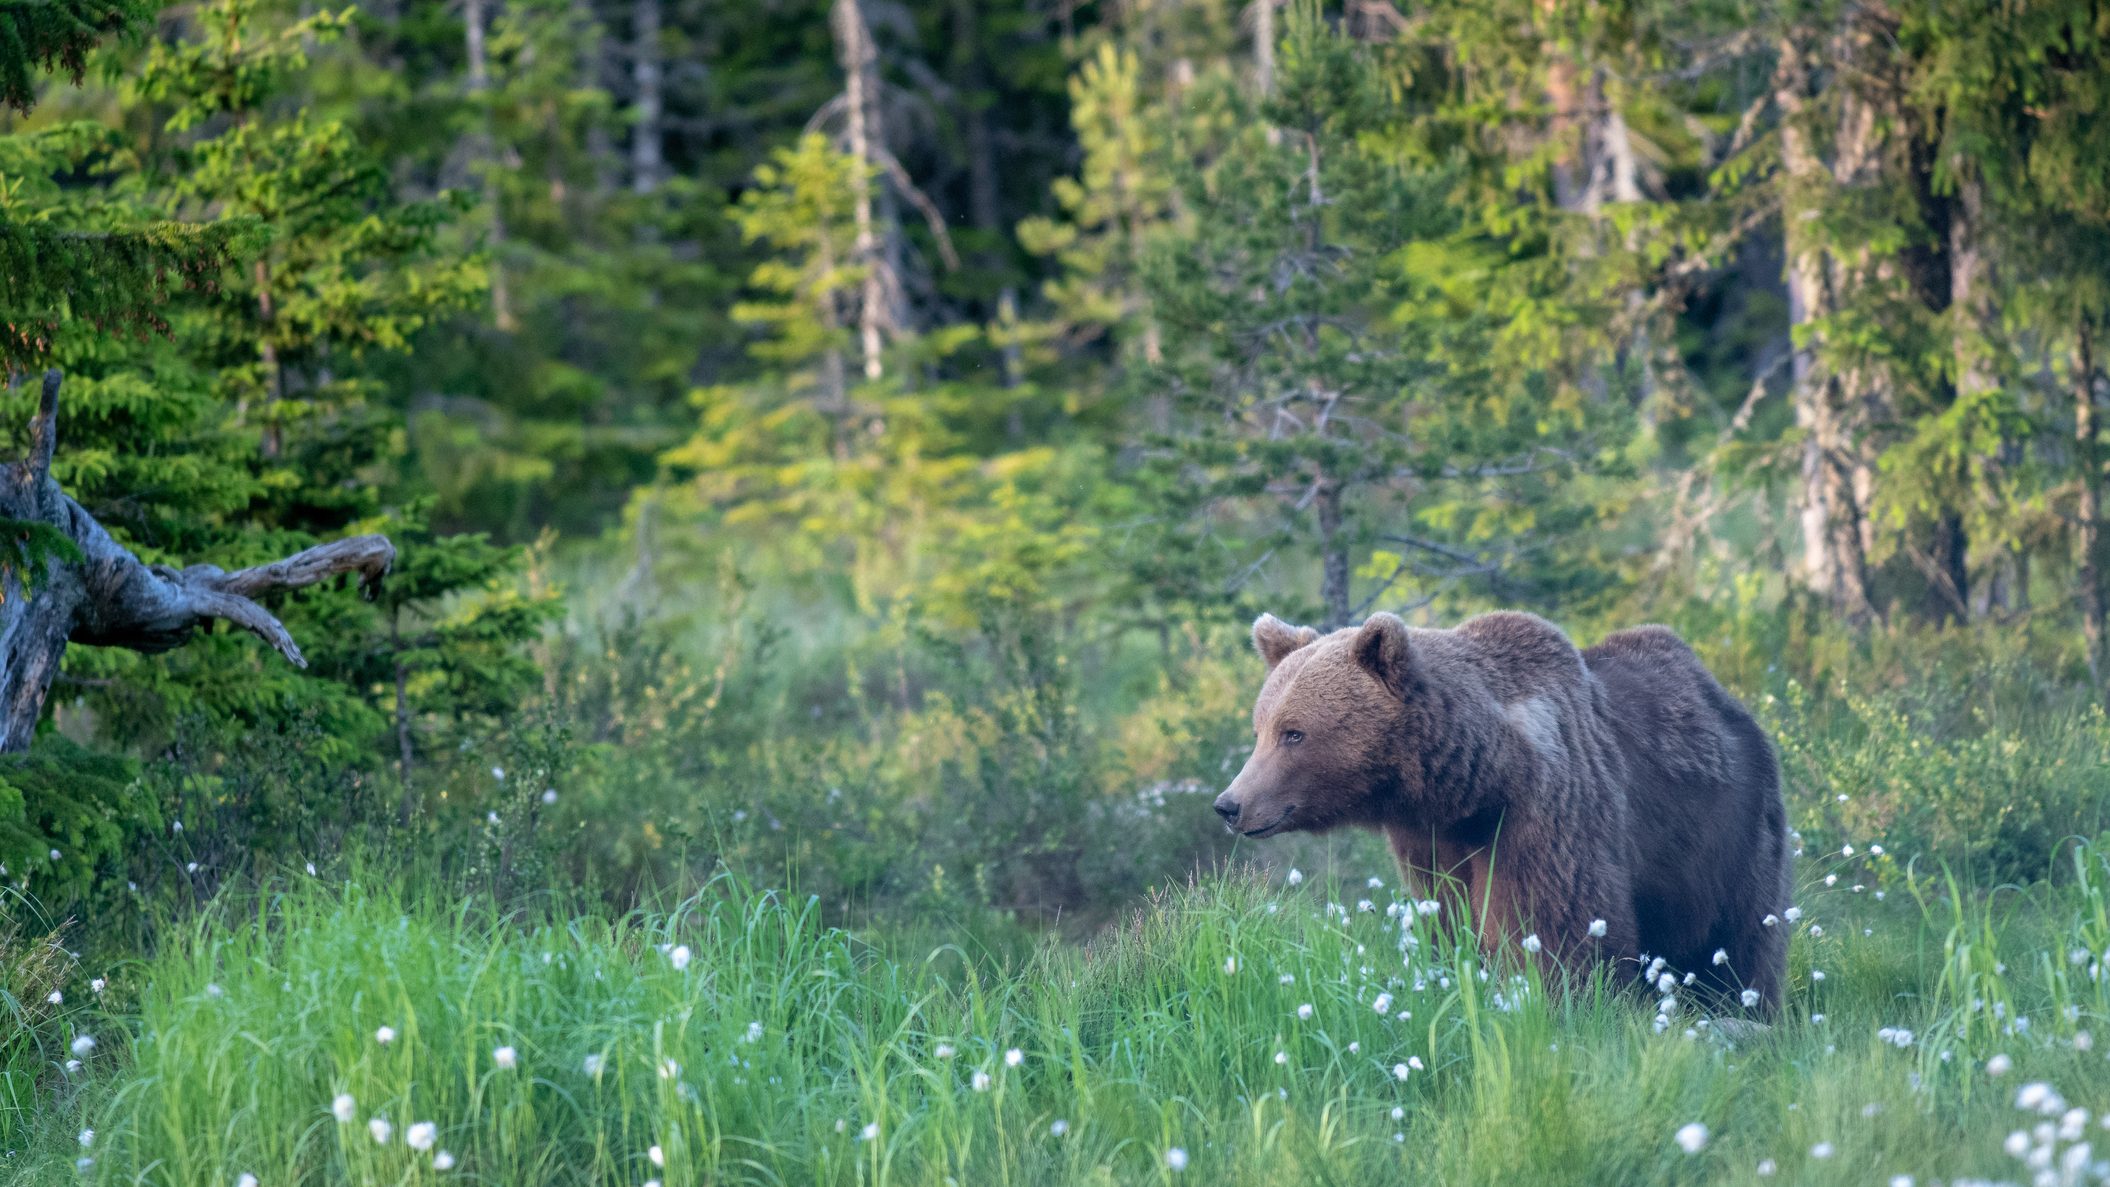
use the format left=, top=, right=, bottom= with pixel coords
left=1353, top=612, right=1415, bottom=700
left=1252, top=613, right=1320, bottom=672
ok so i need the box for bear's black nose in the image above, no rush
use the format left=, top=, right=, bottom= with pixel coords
left=1213, top=794, right=1240, bottom=824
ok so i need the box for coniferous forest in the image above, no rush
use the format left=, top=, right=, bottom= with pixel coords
left=8, top=1, right=2110, bottom=1183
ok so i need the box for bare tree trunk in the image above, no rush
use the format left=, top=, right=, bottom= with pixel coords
left=465, top=0, right=515, bottom=329
left=1775, top=34, right=1877, bottom=624
left=2077, top=323, right=2104, bottom=691
left=1, top=373, right=394, bottom=753
left=1251, top=0, right=1274, bottom=96
left=393, top=605, right=414, bottom=822
left=1317, top=477, right=1349, bottom=628
left=834, top=0, right=895, bottom=383
left=630, top=0, right=663, bottom=195
left=578, top=0, right=617, bottom=199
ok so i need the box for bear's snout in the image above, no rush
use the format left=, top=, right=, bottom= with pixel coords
left=1212, top=792, right=1242, bottom=827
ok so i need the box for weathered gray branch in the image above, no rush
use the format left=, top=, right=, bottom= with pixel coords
left=2, top=370, right=394, bottom=752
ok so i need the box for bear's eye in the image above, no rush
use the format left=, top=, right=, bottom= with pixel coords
left=1281, top=729, right=1304, bottom=746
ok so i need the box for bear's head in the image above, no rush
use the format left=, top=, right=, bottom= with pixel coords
left=1211, top=611, right=1419, bottom=838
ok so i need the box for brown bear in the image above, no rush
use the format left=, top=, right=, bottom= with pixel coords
left=1212, top=610, right=1790, bottom=1012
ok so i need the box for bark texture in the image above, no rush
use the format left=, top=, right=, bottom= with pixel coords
left=1, top=371, right=394, bottom=753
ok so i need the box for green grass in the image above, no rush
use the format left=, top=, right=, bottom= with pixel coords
left=9, top=849, right=2110, bottom=1186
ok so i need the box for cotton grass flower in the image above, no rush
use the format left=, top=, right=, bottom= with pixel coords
left=934, top=1043, right=957, bottom=1060
left=70, top=1034, right=94, bottom=1057
left=583, top=1053, right=604, bottom=1076
left=859, top=1123, right=880, bottom=1141
left=1674, top=1123, right=1709, bottom=1154
left=746, top=1021, right=765, bottom=1044
left=433, top=1151, right=456, bottom=1171
left=331, top=1093, right=357, bottom=1123
left=658, top=1058, right=680, bottom=1080
left=1809, top=1142, right=1835, bottom=1159
left=369, top=1117, right=394, bottom=1145
left=1165, top=1148, right=1189, bottom=1171
left=1373, top=992, right=1393, bottom=1014
left=77, top=1129, right=93, bottom=1148
left=493, top=1045, right=518, bottom=1069
left=669, top=945, right=692, bottom=971
left=1740, top=989, right=1761, bottom=1008
left=648, top=1144, right=665, bottom=1167
left=1520, top=934, right=1542, bottom=954
left=972, top=1070, right=992, bottom=1091
left=1987, top=1053, right=2014, bottom=1076
left=1588, top=919, right=1607, bottom=937
left=406, top=1122, right=437, bottom=1151
left=1050, top=1119, right=1069, bottom=1136
left=89, top=978, right=105, bottom=995
left=374, top=1025, right=396, bottom=1045
left=46, top=990, right=60, bottom=1005
left=1285, top=868, right=1303, bottom=886
left=1296, top=1003, right=1314, bottom=1020
left=237, top=1174, right=258, bottom=1187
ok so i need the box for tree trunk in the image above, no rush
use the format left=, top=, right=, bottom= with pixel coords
left=0, top=372, right=394, bottom=753
left=2078, top=323, right=2104, bottom=691
left=833, top=0, right=896, bottom=383
left=629, top=0, right=663, bottom=195
left=1316, top=476, right=1349, bottom=628
left=1252, top=0, right=1274, bottom=96
left=1775, top=34, right=1877, bottom=624
left=465, top=0, right=515, bottom=330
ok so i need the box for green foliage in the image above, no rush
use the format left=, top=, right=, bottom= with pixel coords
left=0, top=0, right=143, bottom=110
left=19, top=854, right=2110, bottom=1184
left=0, top=738, right=143, bottom=907
left=0, top=516, right=82, bottom=592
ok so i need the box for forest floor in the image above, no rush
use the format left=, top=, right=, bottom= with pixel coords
left=7, top=850, right=2108, bottom=1187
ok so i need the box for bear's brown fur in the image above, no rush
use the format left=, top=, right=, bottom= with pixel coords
left=1213, top=610, right=1789, bottom=1012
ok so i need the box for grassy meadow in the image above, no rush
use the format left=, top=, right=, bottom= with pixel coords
left=8, top=833, right=2110, bottom=1186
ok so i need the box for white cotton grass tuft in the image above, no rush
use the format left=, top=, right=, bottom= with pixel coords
left=368, top=1117, right=394, bottom=1145
left=934, top=1043, right=957, bottom=1060
left=1165, top=1148, right=1189, bottom=1172
left=583, top=1053, right=604, bottom=1076
left=1286, top=868, right=1303, bottom=886
left=649, top=1145, right=665, bottom=1167
left=1809, top=1142, right=1835, bottom=1159
left=1223, top=956, right=1237, bottom=975
left=859, top=1122, right=880, bottom=1142
left=1741, top=989, right=1761, bottom=1008
left=1520, top=934, right=1542, bottom=954
left=1373, top=992, right=1393, bottom=1014
left=433, top=1151, right=456, bottom=1171
left=1050, top=1119, right=1069, bottom=1137
left=493, top=1045, right=518, bottom=1069
left=1674, top=1122, right=1709, bottom=1154
left=406, top=1122, right=437, bottom=1152
left=374, top=1025, right=396, bottom=1045
left=237, top=1174, right=258, bottom=1187
left=1987, top=1053, right=2014, bottom=1076
left=1297, top=1003, right=1314, bottom=1020
left=77, top=1129, right=93, bottom=1148
left=669, top=945, right=692, bottom=971
left=331, top=1093, right=357, bottom=1123
left=70, top=1034, right=95, bottom=1057
left=1588, top=919, right=1607, bottom=937
left=972, top=1070, right=992, bottom=1092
